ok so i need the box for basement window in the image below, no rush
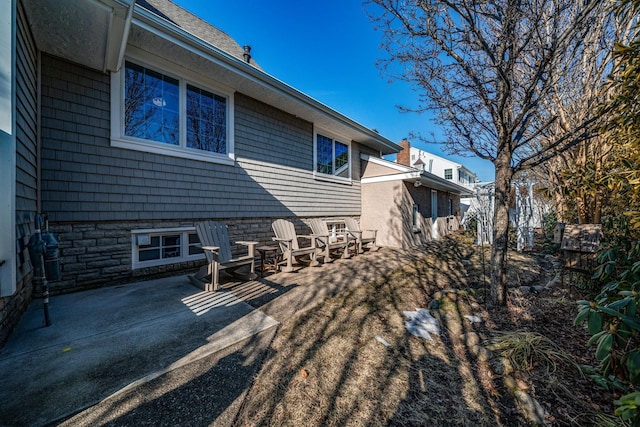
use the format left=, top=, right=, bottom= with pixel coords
left=325, top=220, right=347, bottom=243
left=131, top=227, right=204, bottom=268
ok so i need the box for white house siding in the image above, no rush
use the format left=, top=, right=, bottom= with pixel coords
left=2, top=1, right=37, bottom=346
left=409, top=146, right=477, bottom=187
left=38, top=55, right=367, bottom=292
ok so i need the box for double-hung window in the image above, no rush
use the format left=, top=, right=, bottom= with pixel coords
left=314, top=131, right=351, bottom=183
left=111, top=56, right=234, bottom=164
left=444, top=168, right=453, bottom=180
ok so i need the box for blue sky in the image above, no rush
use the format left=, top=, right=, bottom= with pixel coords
left=171, top=0, right=496, bottom=182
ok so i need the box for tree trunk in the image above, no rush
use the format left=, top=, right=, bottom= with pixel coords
left=490, top=153, right=514, bottom=306
left=578, top=196, right=588, bottom=224
left=593, top=156, right=603, bottom=224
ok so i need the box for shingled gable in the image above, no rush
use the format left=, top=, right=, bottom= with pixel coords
left=135, top=0, right=262, bottom=69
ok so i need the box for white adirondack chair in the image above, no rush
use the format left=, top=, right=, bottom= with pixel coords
left=272, top=219, right=319, bottom=273
left=189, top=221, right=257, bottom=291
left=344, top=217, right=378, bottom=254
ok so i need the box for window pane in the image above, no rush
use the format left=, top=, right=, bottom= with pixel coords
left=189, top=245, right=204, bottom=255
left=316, top=134, right=333, bottom=174
left=138, top=236, right=160, bottom=249
left=186, top=84, right=227, bottom=154
left=125, top=61, right=179, bottom=145
left=139, top=249, right=160, bottom=262
left=163, top=247, right=180, bottom=258
left=162, top=235, right=180, bottom=259
left=188, top=232, right=204, bottom=255
left=163, top=235, right=180, bottom=246
left=335, top=141, right=349, bottom=178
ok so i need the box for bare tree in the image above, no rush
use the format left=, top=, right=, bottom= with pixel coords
left=367, top=0, right=611, bottom=305
left=533, top=8, right=634, bottom=225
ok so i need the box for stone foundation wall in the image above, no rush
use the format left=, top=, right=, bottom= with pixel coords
left=48, top=216, right=353, bottom=294
left=0, top=279, right=32, bottom=347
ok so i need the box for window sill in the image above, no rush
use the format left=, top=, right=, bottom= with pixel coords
left=313, top=172, right=352, bottom=185
left=132, top=254, right=205, bottom=269
left=112, top=138, right=236, bottom=166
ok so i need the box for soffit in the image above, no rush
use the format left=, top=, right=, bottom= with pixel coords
left=22, top=0, right=132, bottom=72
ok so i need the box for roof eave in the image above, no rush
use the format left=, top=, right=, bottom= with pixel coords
left=360, top=155, right=474, bottom=195
left=418, top=172, right=475, bottom=196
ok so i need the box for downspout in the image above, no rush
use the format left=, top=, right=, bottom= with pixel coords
left=103, top=0, right=134, bottom=73
left=115, top=1, right=135, bottom=71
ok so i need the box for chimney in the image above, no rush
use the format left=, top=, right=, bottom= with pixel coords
left=243, top=45, right=252, bottom=63
left=397, top=139, right=411, bottom=166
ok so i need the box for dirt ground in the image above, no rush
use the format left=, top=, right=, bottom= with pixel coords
left=234, top=233, right=619, bottom=426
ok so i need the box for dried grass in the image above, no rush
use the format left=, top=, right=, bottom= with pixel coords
left=235, top=235, right=609, bottom=426
left=487, top=331, right=579, bottom=374
left=236, top=241, right=504, bottom=426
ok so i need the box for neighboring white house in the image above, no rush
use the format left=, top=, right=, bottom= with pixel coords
left=397, top=140, right=480, bottom=221
left=406, top=145, right=479, bottom=190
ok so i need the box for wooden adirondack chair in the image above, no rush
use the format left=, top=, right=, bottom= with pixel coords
left=344, top=217, right=378, bottom=254
left=309, top=219, right=353, bottom=262
left=189, top=221, right=258, bottom=291
left=272, top=219, right=319, bottom=273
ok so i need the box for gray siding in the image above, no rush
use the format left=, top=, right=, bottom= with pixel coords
left=235, top=93, right=312, bottom=169
left=16, top=0, right=37, bottom=254
left=40, top=56, right=363, bottom=223
left=2, top=1, right=37, bottom=347
left=15, top=2, right=38, bottom=233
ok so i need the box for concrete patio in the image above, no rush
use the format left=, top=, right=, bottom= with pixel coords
left=0, top=246, right=427, bottom=426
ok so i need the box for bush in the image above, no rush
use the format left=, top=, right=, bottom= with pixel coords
left=575, top=216, right=640, bottom=424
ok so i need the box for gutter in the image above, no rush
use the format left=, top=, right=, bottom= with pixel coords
left=115, top=0, right=135, bottom=71
left=131, top=5, right=401, bottom=154
left=418, top=171, right=475, bottom=196
left=97, top=0, right=135, bottom=72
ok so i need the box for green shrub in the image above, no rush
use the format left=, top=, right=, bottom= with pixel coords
left=575, top=216, right=640, bottom=424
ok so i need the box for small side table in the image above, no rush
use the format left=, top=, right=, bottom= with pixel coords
left=255, top=245, right=280, bottom=277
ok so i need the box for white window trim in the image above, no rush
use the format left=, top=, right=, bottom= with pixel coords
left=111, top=48, right=235, bottom=165
left=131, top=227, right=205, bottom=269
left=312, top=127, right=352, bottom=185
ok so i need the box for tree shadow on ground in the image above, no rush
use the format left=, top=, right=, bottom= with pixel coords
left=235, top=237, right=520, bottom=426
left=55, top=327, right=277, bottom=427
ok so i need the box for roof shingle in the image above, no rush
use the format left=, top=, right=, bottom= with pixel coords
left=135, top=0, right=261, bottom=69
